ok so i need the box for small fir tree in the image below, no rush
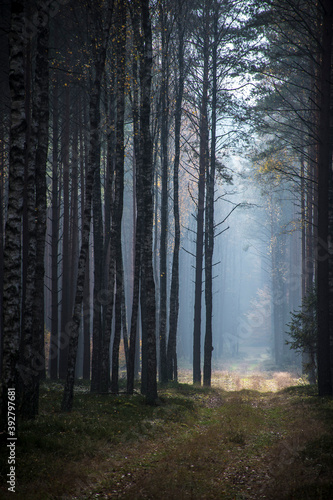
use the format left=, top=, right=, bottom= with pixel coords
left=286, top=287, right=317, bottom=383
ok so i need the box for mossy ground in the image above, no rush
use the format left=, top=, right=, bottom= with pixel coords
left=1, top=372, right=332, bottom=499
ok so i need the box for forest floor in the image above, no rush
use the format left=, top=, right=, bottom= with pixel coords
left=1, top=371, right=333, bottom=499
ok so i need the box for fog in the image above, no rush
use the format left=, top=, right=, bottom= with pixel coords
left=176, top=154, right=302, bottom=374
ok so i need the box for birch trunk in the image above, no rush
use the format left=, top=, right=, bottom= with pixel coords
left=61, top=26, right=111, bottom=409
left=1, top=0, right=26, bottom=429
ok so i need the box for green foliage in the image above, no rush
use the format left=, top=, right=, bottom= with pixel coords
left=286, top=287, right=317, bottom=381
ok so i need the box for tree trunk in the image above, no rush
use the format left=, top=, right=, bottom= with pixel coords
left=0, top=0, right=26, bottom=431
left=111, top=0, right=126, bottom=394
left=99, top=65, right=116, bottom=391
left=316, top=0, right=333, bottom=397
left=30, top=3, right=49, bottom=401
left=158, top=0, right=169, bottom=385
left=193, top=2, right=209, bottom=385
left=61, top=40, right=110, bottom=411
left=127, top=0, right=143, bottom=395
left=204, top=1, right=217, bottom=387
left=140, top=0, right=157, bottom=403
left=167, top=0, right=186, bottom=381
left=59, top=84, right=71, bottom=379
left=81, top=103, right=91, bottom=381
left=50, top=73, right=59, bottom=380
left=90, top=144, right=104, bottom=392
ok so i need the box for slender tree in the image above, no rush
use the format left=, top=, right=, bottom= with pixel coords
left=61, top=0, right=114, bottom=412
left=167, top=0, right=188, bottom=381
left=203, top=0, right=218, bottom=387
left=111, top=0, right=127, bottom=394
left=193, top=0, right=209, bottom=385
left=0, top=0, right=26, bottom=429
left=158, top=0, right=170, bottom=384
left=140, top=0, right=157, bottom=403
left=316, top=0, right=332, bottom=397
left=127, top=0, right=143, bottom=395
left=50, top=72, right=59, bottom=380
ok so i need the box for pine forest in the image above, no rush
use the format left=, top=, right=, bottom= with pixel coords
left=0, top=0, right=333, bottom=498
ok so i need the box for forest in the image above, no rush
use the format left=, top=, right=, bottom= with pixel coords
left=0, top=0, right=333, bottom=497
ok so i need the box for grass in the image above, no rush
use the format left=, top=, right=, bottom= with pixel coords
left=0, top=371, right=332, bottom=499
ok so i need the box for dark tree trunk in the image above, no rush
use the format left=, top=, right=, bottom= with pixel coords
left=121, top=252, right=129, bottom=367
left=99, top=66, right=116, bottom=391
left=90, top=146, right=104, bottom=392
left=167, top=0, right=186, bottom=381
left=127, top=0, right=143, bottom=395
left=61, top=23, right=112, bottom=410
left=31, top=3, right=49, bottom=390
left=19, top=1, right=49, bottom=418
left=316, top=0, right=333, bottom=397
left=0, top=0, right=10, bottom=373
left=50, top=74, right=59, bottom=380
left=193, top=3, right=209, bottom=385
left=158, top=0, right=169, bottom=385
left=81, top=104, right=91, bottom=381
left=70, top=116, right=79, bottom=325
left=59, top=84, right=71, bottom=380
left=140, top=0, right=157, bottom=403
left=0, top=0, right=26, bottom=430
left=20, top=44, right=38, bottom=416
left=204, top=2, right=217, bottom=387
left=111, top=0, right=126, bottom=394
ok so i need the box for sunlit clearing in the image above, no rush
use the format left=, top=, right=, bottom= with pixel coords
left=177, top=369, right=307, bottom=392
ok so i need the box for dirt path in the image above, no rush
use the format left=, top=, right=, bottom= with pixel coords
left=75, top=389, right=333, bottom=500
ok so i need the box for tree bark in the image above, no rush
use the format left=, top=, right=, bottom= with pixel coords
left=167, top=0, right=186, bottom=381
left=111, top=0, right=126, bottom=394
left=59, top=83, right=71, bottom=379
left=316, top=0, right=333, bottom=397
left=140, top=0, right=157, bottom=403
left=81, top=103, right=91, bottom=381
left=0, top=0, right=26, bottom=430
left=204, top=1, right=217, bottom=387
left=193, top=1, right=209, bottom=385
left=61, top=8, right=112, bottom=408
left=127, top=0, right=143, bottom=395
left=158, top=0, right=169, bottom=385
left=90, top=141, right=104, bottom=392
left=50, top=73, right=59, bottom=380
left=20, top=4, right=49, bottom=417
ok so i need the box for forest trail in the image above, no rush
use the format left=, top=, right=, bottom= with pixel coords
left=79, top=388, right=333, bottom=499
left=1, top=377, right=332, bottom=499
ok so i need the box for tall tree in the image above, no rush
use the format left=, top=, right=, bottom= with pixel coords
left=111, top=0, right=127, bottom=394
left=61, top=0, right=114, bottom=412
left=0, top=0, right=26, bottom=429
left=59, top=83, right=71, bottom=380
left=193, top=0, right=209, bottom=385
left=316, top=0, right=333, bottom=397
left=158, top=0, right=170, bottom=384
left=127, top=0, right=143, bottom=395
left=20, top=0, right=50, bottom=417
left=167, top=0, right=188, bottom=381
left=203, top=0, right=218, bottom=387
left=50, top=72, right=59, bottom=380
left=140, top=0, right=157, bottom=403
